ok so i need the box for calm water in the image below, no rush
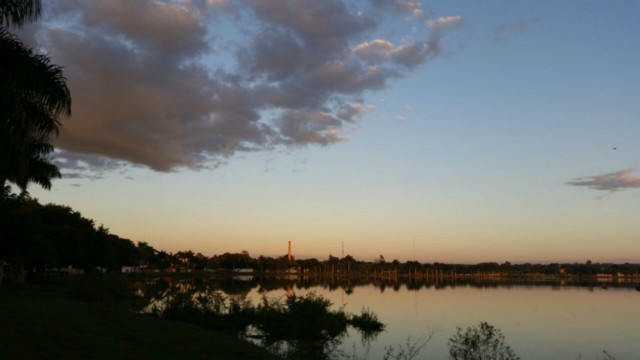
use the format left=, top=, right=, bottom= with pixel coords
left=142, top=279, right=640, bottom=359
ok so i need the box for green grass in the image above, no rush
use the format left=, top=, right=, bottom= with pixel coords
left=0, top=283, right=279, bottom=360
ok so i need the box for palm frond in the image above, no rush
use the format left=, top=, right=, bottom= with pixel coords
left=0, top=0, right=42, bottom=28
left=6, top=137, right=60, bottom=193
left=0, top=29, right=72, bottom=122
left=19, top=157, right=61, bottom=191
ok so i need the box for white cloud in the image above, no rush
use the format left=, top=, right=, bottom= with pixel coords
left=397, top=0, right=423, bottom=18
left=369, top=0, right=424, bottom=18
left=427, top=15, right=461, bottom=29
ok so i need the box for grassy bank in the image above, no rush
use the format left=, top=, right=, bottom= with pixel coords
left=0, top=283, right=278, bottom=360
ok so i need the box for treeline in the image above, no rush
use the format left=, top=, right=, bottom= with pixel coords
left=0, top=194, right=149, bottom=279
left=2, top=195, right=639, bottom=281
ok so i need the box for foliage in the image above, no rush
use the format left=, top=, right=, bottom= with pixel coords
left=156, top=287, right=255, bottom=334
left=349, top=307, right=385, bottom=341
left=0, top=196, right=142, bottom=279
left=382, top=335, right=434, bottom=360
left=0, top=0, right=41, bottom=27
left=0, top=0, right=70, bottom=195
left=146, top=286, right=384, bottom=360
left=448, top=322, right=520, bottom=360
left=600, top=350, right=616, bottom=360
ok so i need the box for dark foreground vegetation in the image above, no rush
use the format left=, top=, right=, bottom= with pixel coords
left=0, top=281, right=278, bottom=360
left=137, top=277, right=384, bottom=360
left=0, top=276, right=509, bottom=360
left=2, top=274, right=624, bottom=360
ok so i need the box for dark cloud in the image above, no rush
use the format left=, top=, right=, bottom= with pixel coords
left=55, top=150, right=128, bottom=180
left=566, top=168, right=640, bottom=192
left=23, top=0, right=460, bottom=173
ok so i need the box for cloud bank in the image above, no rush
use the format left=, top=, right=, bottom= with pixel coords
left=24, top=0, right=460, bottom=172
left=566, top=168, right=640, bottom=192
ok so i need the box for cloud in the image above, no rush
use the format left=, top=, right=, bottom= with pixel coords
left=336, top=103, right=366, bottom=122
left=277, top=110, right=347, bottom=146
left=368, top=0, right=424, bottom=18
left=427, top=16, right=461, bottom=30
left=21, top=0, right=460, bottom=173
left=353, top=39, right=434, bottom=67
left=55, top=150, right=129, bottom=180
left=397, top=0, right=424, bottom=18
left=566, top=168, right=640, bottom=192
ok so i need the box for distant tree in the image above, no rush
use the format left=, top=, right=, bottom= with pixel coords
left=448, top=322, right=520, bottom=360
left=136, top=241, right=157, bottom=267
left=155, top=251, right=174, bottom=270
left=192, top=252, right=207, bottom=271
left=176, top=250, right=197, bottom=271
left=341, top=255, right=355, bottom=263
left=107, top=235, right=140, bottom=269
left=216, top=252, right=255, bottom=270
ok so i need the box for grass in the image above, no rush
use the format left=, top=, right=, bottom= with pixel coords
left=0, top=283, right=279, bottom=360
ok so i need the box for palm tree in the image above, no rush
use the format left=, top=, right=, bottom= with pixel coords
left=0, top=0, right=70, bottom=197
left=0, top=0, right=41, bottom=27
left=5, top=137, right=61, bottom=195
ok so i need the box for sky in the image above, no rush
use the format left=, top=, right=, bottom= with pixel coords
left=18, top=0, right=640, bottom=263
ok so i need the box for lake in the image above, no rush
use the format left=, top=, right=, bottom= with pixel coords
left=139, top=277, right=640, bottom=359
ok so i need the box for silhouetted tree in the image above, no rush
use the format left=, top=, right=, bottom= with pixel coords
left=0, top=0, right=70, bottom=196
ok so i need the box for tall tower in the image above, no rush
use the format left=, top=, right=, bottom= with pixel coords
left=288, top=241, right=292, bottom=261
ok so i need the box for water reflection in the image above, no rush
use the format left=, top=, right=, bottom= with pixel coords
left=131, top=276, right=640, bottom=359
left=134, top=275, right=640, bottom=300
left=134, top=277, right=387, bottom=360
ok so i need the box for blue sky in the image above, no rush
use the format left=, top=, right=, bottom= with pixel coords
left=23, top=0, right=640, bottom=263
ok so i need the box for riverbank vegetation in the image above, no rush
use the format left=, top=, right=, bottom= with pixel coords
left=143, top=280, right=384, bottom=360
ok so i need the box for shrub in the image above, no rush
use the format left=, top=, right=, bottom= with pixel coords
left=349, top=307, right=385, bottom=342
left=448, top=322, right=520, bottom=360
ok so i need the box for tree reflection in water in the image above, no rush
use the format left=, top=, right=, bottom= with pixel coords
left=135, top=277, right=385, bottom=360
left=131, top=276, right=628, bottom=359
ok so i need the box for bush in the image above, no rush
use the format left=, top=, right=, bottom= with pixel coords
left=349, top=307, right=385, bottom=341
left=448, top=322, right=520, bottom=360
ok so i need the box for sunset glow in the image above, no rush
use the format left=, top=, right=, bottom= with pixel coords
left=21, top=0, right=640, bottom=263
